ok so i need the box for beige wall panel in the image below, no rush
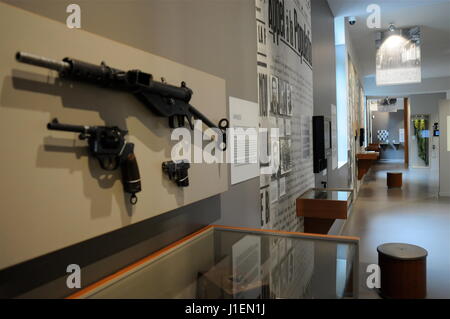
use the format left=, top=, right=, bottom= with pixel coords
left=0, top=3, right=228, bottom=269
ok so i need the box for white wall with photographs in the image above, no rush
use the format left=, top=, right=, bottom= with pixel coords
left=255, top=0, right=315, bottom=298
left=256, top=0, right=314, bottom=233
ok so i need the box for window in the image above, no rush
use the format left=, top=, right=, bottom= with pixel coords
left=335, top=17, right=348, bottom=168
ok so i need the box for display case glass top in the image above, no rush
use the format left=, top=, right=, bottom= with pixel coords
left=300, top=189, right=352, bottom=201
left=68, top=226, right=359, bottom=299
left=296, top=189, right=353, bottom=221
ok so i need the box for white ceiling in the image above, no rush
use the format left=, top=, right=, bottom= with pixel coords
left=327, top=0, right=450, bottom=80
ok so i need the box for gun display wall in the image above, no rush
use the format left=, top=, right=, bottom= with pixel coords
left=0, top=3, right=228, bottom=270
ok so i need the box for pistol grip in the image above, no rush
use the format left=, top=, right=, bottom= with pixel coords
left=121, top=144, right=142, bottom=204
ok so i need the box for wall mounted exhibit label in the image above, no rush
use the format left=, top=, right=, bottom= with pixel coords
left=375, top=27, right=421, bottom=86
left=229, top=96, right=260, bottom=185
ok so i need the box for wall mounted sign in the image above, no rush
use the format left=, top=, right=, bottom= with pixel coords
left=375, top=27, right=421, bottom=86
left=229, top=96, right=259, bottom=185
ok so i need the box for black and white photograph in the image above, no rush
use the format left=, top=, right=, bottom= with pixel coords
left=257, top=21, right=267, bottom=53
left=260, top=187, right=270, bottom=227
left=256, top=0, right=267, bottom=57
left=301, top=115, right=311, bottom=160
left=258, top=73, right=268, bottom=116
left=376, top=26, right=421, bottom=85
left=271, top=134, right=280, bottom=178
left=287, top=84, right=293, bottom=116
left=279, top=177, right=286, bottom=197
left=285, top=119, right=292, bottom=136
left=280, top=138, right=292, bottom=175
left=259, top=128, right=270, bottom=168
left=270, top=75, right=279, bottom=115
left=278, top=80, right=286, bottom=115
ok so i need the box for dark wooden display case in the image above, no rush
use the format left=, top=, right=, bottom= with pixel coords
left=296, top=189, right=352, bottom=234
left=356, top=151, right=379, bottom=180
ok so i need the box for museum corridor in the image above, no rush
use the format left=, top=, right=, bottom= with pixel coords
left=342, top=163, right=450, bottom=298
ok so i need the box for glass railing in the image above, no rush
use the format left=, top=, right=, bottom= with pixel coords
left=68, top=226, right=359, bottom=299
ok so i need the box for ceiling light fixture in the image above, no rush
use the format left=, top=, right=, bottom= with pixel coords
left=388, top=23, right=396, bottom=32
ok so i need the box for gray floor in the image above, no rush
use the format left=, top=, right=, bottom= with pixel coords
left=342, top=162, right=450, bottom=299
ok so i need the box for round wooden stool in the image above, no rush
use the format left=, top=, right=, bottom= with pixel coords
left=387, top=172, right=403, bottom=188
left=377, top=243, right=428, bottom=299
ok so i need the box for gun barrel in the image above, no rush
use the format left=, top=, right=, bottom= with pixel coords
left=16, top=51, right=71, bottom=73
left=47, top=120, right=88, bottom=134
left=189, top=106, right=218, bottom=130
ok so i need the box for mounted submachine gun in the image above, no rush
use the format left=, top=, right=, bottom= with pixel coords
left=16, top=51, right=229, bottom=150
left=47, top=118, right=142, bottom=205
